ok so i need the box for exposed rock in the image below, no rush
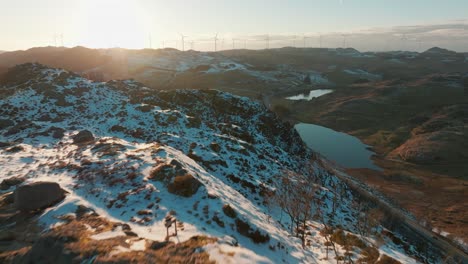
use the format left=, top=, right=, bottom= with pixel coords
left=72, top=130, right=94, bottom=144
left=0, top=141, right=12, bottom=148
left=150, top=240, right=173, bottom=250
left=110, top=125, right=125, bottom=132
left=209, top=142, right=221, bottom=152
left=14, top=182, right=65, bottom=211
left=4, top=121, right=38, bottom=136
left=0, top=119, right=14, bottom=130
left=22, top=235, right=76, bottom=263
left=222, top=204, right=237, bottom=218
left=0, top=176, right=26, bottom=190
left=149, top=164, right=177, bottom=182
left=50, top=127, right=65, bottom=139
left=5, top=145, right=24, bottom=153
left=167, top=174, right=201, bottom=197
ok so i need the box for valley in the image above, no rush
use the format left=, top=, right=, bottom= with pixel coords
left=0, top=46, right=467, bottom=263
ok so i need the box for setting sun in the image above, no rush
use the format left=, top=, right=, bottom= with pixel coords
left=77, top=0, right=150, bottom=48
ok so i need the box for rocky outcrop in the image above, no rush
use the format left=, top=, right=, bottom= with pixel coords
left=14, top=182, right=65, bottom=211
left=0, top=176, right=25, bottom=190
left=72, top=130, right=94, bottom=144
left=149, top=161, right=201, bottom=197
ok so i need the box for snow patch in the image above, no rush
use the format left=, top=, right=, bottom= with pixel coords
left=204, top=242, right=273, bottom=264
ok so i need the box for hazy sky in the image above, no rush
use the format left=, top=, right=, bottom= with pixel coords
left=1, top=0, right=467, bottom=51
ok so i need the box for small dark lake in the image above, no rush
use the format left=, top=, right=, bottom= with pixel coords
left=295, top=123, right=381, bottom=170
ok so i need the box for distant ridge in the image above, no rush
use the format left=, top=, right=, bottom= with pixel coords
left=422, top=46, right=457, bottom=55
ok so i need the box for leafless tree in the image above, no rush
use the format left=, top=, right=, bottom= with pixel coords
left=272, top=169, right=318, bottom=248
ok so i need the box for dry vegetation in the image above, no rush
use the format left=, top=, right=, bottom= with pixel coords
left=0, top=194, right=216, bottom=264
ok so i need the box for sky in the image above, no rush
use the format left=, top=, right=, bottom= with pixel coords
left=1, top=0, right=467, bottom=52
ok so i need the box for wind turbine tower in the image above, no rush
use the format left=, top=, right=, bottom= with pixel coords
left=341, top=34, right=347, bottom=48
left=303, top=35, right=311, bottom=48
left=214, top=33, right=219, bottom=51
left=417, top=39, right=422, bottom=51
left=265, top=34, right=270, bottom=49
left=400, top=34, right=408, bottom=51
left=179, top=34, right=187, bottom=51
left=148, top=34, right=152, bottom=49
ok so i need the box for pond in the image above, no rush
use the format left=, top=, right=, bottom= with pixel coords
left=286, top=89, right=333, bottom=101
left=295, top=123, right=381, bottom=170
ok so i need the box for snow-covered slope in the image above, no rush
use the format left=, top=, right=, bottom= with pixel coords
left=126, top=49, right=247, bottom=74
left=0, top=63, right=420, bottom=263
left=124, top=49, right=331, bottom=86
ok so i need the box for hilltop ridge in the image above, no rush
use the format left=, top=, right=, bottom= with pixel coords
left=0, top=63, right=427, bottom=263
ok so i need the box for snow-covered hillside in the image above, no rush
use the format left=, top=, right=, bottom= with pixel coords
left=0, top=63, right=420, bottom=263
left=122, top=49, right=330, bottom=86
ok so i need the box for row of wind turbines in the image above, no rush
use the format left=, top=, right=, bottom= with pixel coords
left=150, top=33, right=428, bottom=52
left=154, top=33, right=328, bottom=51
left=50, top=32, right=429, bottom=52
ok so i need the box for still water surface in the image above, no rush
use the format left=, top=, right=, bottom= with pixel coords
left=295, top=123, right=380, bottom=170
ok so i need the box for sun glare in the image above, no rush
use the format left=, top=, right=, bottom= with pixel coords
left=79, top=0, right=149, bottom=49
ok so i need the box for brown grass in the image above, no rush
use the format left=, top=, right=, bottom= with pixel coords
left=0, top=200, right=217, bottom=264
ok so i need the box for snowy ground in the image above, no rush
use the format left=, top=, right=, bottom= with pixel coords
left=0, top=64, right=421, bottom=263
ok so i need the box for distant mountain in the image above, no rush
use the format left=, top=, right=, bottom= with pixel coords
left=0, top=46, right=113, bottom=77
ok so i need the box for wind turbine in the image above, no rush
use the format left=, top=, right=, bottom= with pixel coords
left=416, top=38, right=422, bottom=51
left=341, top=34, right=347, bottom=48
left=292, top=35, right=297, bottom=47
left=60, top=34, right=64, bottom=47
left=213, top=33, right=219, bottom=51
left=189, top=41, right=195, bottom=50
left=148, top=34, right=152, bottom=49
left=400, top=34, right=408, bottom=51
left=265, top=34, right=270, bottom=49
left=179, top=33, right=187, bottom=51
left=302, top=34, right=310, bottom=48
